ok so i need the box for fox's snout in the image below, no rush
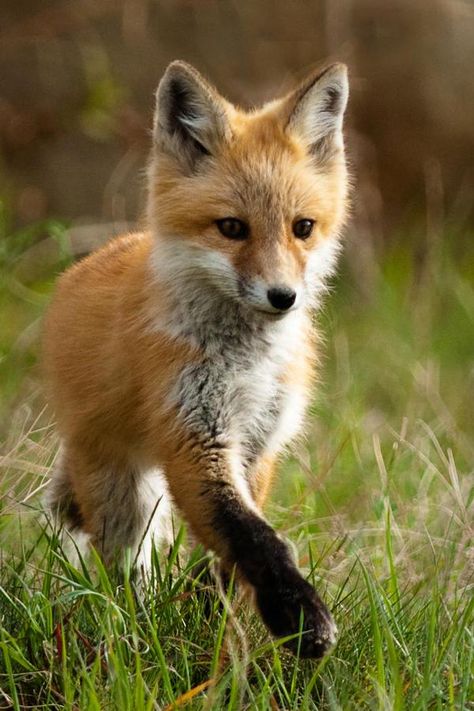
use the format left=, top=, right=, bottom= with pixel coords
left=251, top=282, right=299, bottom=314
left=236, top=271, right=302, bottom=315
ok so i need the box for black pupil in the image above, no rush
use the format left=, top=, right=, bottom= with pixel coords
left=216, top=218, right=248, bottom=239
left=294, top=219, right=313, bottom=238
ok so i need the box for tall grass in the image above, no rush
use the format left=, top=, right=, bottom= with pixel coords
left=1, top=222, right=473, bottom=709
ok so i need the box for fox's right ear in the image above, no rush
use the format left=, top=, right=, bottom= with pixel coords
left=282, top=63, right=349, bottom=164
left=154, top=61, right=232, bottom=170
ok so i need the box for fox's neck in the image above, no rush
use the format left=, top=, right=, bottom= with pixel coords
left=160, top=275, right=304, bottom=360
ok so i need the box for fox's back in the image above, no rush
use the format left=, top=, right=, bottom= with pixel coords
left=43, top=233, right=156, bottom=438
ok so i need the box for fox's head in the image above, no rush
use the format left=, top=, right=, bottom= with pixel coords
left=148, top=61, right=349, bottom=317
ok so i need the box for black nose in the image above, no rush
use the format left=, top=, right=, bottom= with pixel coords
left=267, top=286, right=297, bottom=311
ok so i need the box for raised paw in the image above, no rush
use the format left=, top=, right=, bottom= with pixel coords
left=256, top=570, right=337, bottom=658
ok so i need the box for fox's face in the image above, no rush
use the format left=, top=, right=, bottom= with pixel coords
left=148, top=61, right=349, bottom=316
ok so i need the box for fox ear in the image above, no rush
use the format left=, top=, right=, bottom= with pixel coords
left=283, top=63, right=348, bottom=163
left=154, top=61, right=232, bottom=170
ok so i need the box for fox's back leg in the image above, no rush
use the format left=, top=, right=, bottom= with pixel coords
left=47, top=444, right=173, bottom=570
left=47, top=444, right=84, bottom=530
left=134, top=467, right=175, bottom=574
left=46, top=444, right=91, bottom=562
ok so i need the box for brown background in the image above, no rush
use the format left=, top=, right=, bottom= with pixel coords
left=1, top=0, right=473, bottom=244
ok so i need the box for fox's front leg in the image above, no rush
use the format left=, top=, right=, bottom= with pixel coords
left=251, top=454, right=279, bottom=510
left=161, top=434, right=336, bottom=658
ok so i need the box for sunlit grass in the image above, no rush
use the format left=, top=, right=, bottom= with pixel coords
left=1, top=220, right=473, bottom=709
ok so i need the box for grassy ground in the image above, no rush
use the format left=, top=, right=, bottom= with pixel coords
left=0, top=217, right=473, bottom=709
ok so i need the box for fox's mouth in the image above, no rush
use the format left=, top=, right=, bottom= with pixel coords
left=254, top=307, right=295, bottom=318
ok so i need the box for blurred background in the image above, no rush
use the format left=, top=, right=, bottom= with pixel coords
left=1, top=0, right=473, bottom=234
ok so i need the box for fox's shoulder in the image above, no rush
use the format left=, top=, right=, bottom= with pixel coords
left=59, top=231, right=153, bottom=287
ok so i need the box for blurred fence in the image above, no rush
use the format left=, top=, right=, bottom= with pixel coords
left=1, top=0, right=473, bottom=242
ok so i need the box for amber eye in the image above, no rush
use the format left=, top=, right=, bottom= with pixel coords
left=292, top=219, right=315, bottom=239
left=215, top=218, right=249, bottom=240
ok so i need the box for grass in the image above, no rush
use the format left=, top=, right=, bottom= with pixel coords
left=0, top=216, right=473, bottom=709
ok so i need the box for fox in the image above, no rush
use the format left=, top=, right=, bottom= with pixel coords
left=42, top=60, right=349, bottom=658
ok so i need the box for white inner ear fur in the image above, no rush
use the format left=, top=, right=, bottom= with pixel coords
left=287, top=64, right=349, bottom=148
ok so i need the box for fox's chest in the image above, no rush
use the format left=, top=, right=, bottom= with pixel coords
left=173, top=337, right=307, bottom=463
left=232, top=359, right=291, bottom=465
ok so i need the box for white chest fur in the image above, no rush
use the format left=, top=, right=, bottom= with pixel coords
left=167, top=306, right=309, bottom=471
left=231, top=334, right=307, bottom=464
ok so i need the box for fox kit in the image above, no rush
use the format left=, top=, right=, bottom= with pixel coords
left=43, top=61, right=349, bottom=657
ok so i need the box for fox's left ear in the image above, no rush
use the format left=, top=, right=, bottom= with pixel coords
left=282, top=63, right=349, bottom=161
left=154, top=61, right=232, bottom=171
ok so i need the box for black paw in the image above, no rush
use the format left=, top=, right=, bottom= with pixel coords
left=256, top=570, right=337, bottom=658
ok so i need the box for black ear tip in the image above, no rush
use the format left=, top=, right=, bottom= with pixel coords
left=317, top=63, right=349, bottom=98
left=323, top=62, right=348, bottom=79
left=165, top=59, right=194, bottom=75
left=156, top=62, right=197, bottom=110
left=162, top=60, right=202, bottom=89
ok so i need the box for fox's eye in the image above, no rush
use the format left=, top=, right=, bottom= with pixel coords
left=293, top=219, right=315, bottom=239
left=215, top=218, right=249, bottom=240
